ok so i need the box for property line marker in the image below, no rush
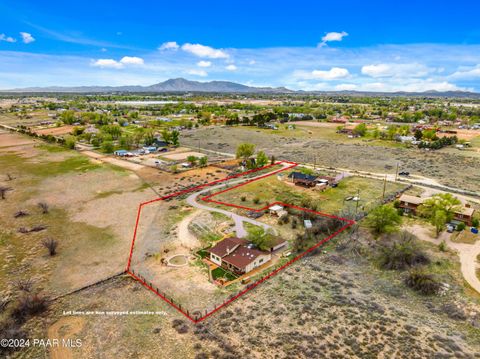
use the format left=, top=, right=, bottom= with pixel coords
left=126, top=161, right=354, bottom=323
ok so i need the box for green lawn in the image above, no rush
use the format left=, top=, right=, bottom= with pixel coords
left=212, top=267, right=237, bottom=281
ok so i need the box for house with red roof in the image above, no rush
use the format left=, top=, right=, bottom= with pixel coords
left=207, top=237, right=272, bottom=275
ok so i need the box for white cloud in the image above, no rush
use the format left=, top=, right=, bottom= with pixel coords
left=197, top=60, right=211, bottom=67
left=100, top=48, right=107, bottom=52
left=181, top=43, right=229, bottom=59
left=119, top=56, right=144, bottom=65
left=249, top=60, right=256, bottom=65
left=361, top=63, right=431, bottom=78
left=186, top=69, right=208, bottom=77
left=225, top=64, right=237, bottom=71
left=318, top=31, right=348, bottom=47
left=0, top=33, right=16, bottom=43
left=91, top=59, right=124, bottom=69
left=158, top=41, right=179, bottom=51
left=449, top=64, right=480, bottom=80
left=20, top=32, right=35, bottom=44
left=91, top=56, right=144, bottom=69
left=298, top=67, right=350, bottom=80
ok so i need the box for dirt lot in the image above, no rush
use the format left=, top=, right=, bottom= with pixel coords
left=162, top=150, right=208, bottom=161
left=0, top=132, right=156, bottom=296
left=182, top=126, right=480, bottom=192
left=12, top=230, right=480, bottom=359
left=34, top=125, right=75, bottom=136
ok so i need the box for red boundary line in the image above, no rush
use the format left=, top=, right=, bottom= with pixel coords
left=125, top=161, right=354, bottom=323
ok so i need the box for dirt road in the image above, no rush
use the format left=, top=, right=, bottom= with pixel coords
left=186, top=163, right=292, bottom=237
left=177, top=209, right=202, bottom=248
left=47, top=317, right=84, bottom=359
left=405, top=224, right=480, bottom=294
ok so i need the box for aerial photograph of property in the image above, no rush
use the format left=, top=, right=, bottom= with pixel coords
left=1, top=0, right=480, bottom=358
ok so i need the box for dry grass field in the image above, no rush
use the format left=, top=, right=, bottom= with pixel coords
left=182, top=126, right=480, bottom=192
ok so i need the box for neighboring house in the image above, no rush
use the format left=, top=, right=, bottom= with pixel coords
left=397, top=194, right=424, bottom=214
left=454, top=206, right=475, bottom=226
left=288, top=172, right=318, bottom=187
left=398, top=194, right=476, bottom=226
left=153, top=139, right=169, bottom=148
left=207, top=237, right=272, bottom=275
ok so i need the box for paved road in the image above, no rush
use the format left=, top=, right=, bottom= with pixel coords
left=186, top=164, right=290, bottom=237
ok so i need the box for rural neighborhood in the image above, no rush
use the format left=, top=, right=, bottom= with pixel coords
left=2, top=1, right=480, bottom=358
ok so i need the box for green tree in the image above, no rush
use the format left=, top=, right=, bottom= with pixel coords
left=246, top=226, right=276, bottom=251
left=170, top=130, right=180, bottom=147
left=431, top=210, right=447, bottom=237
left=236, top=143, right=256, bottom=162
left=60, top=110, right=76, bottom=124
left=419, top=194, right=461, bottom=237
left=353, top=123, right=367, bottom=137
left=256, top=151, right=269, bottom=168
left=161, top=129, right=171, bottom=144
left=187, top=155, right=197, bottom=166
left=101, top=141, right=114, bottom=153
left=366, top=205, right=402, bottom=235
left=418, top=193, right=461, bottom=222
left=199, top=156, right=208, bottom=167
left=414, top=129, right=423, bottom=141
left=64, top=135, right=76, bottom=150
left=144, top=129, right=155, bottom=146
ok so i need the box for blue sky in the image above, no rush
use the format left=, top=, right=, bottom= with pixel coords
left=1, top=0, right=480, bottom=91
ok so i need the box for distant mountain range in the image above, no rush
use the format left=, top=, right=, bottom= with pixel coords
left=2, top=77, right=480, bottom=98
left=3, top=78, right=292, bottom=94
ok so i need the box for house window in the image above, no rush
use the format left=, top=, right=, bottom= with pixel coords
left=259, top=258, right=264, bottom=263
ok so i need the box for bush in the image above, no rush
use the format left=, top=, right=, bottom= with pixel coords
left=253, top=197, right=260, bottom=204
left=11, top=293, right=48, bottom=323
left=240, top=196, right=246, bottom=202
left=438, top=240, right=447, bottom=252
left=377, top=231, right=430, bottom=270
left=472, top=218, right=479, bottom=228
left=456, top=222, right=466, bottom=231
left=405, top=269, right=442, bottom=295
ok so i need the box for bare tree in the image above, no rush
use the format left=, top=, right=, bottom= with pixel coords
left=14, top=210, right=29, bottom=218
left=42, top=238, right=58, bottom=256
left=14, top=279, right=34, bottom=293
left=38, top=202, right=49, bottom=214
left=0, top=186, right=12, bottom=200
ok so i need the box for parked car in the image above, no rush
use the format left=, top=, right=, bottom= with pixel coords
left=398, top=171, right=410, bottom=176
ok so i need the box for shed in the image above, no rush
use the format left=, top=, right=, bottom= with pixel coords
left=304, top=220, right=312, bottom=229
left=269, top=204, right=284, bottom=216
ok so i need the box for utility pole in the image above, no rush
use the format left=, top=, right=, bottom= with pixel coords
left=382, top=174, right=387, bottom=199
left=395, top=162, right=399, bottom=182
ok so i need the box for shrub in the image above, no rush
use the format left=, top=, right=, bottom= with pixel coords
left=291, top=218, right=298, bottom=229
left=456, top=222, right=466, bottom=231
left=438, top=240, right=447, bottom=252
left=240, top=196, right=246, bottom=202
left=11, top=293, right=48, bottom=323
left=42, top=238, right=58, bottom=256
left=405, top=269, right=441, bottom=295
left=472, top=218, right=479, bottom=228
left=253, top=197, right=260, bottom=204
left=38, top=202, right=49, bottom=214
left=377, top=231, right=430, bottom=270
